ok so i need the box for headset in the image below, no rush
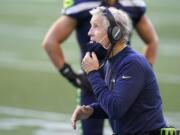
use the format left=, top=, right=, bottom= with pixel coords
left=102, top=8, right=123, bottom=45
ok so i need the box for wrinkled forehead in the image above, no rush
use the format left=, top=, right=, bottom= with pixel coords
left=90, top=15, right=106, bottom=27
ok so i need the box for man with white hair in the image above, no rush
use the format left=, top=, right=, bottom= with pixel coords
left=71, top=7, right=167, bottom=135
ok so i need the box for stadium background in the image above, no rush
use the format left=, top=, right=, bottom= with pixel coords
left=0, top=0, right=179, bottom=134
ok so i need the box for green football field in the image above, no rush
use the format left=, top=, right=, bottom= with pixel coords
left=0, top=0, right=180, bottom=135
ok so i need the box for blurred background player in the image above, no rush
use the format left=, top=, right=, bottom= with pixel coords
left=42, top=0, right=158, bottom=135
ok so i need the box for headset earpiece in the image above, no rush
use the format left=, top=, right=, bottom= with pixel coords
left=103, top=8, right=122, bottom=45
left=111, top=26, right=122, bottom=41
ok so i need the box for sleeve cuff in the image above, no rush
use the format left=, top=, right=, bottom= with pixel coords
left=87, top=70, right=101, bottom=82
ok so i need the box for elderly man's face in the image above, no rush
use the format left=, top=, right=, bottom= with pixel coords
left=88, top=15, right=109, bottom=49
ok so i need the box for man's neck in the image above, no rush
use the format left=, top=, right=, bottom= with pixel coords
left=110, top=41, right=127, bottom=57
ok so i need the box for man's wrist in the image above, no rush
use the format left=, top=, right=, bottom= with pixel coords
left=85, top=69, right=97, bottom=75
left=59, top=63, right=72, bottom=76
left=87, top=70, right=99, bottom=76
left=86, top=70, right=101, bottom=87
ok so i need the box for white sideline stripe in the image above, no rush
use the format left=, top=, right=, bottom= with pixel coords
left=157, top=74, right=180, bottom=85
left=0, top=55, right=55, bottom=73
left=1, top=22, right=180, bottom=44
left=0, top=23, right=44, bottom=41
left=0, top=106, right=68, bottom=121
left=0, top=106, right=112, bottom=135
left=159, top=43, right=180, bottom=57
left=0, top=107, right=179, bottom=135
left=0, top=118, right=70, bottom=130
left=34, top=130, right=76, bottom=135
left=164, top=112, right=180, bottom=128
left=0, top=55, right=80, bottom=73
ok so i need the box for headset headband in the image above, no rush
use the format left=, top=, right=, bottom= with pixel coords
left=103, top=8, right=116, bottom=27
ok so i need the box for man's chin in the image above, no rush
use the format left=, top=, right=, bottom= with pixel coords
left=90, top=40, right=97, bottom=43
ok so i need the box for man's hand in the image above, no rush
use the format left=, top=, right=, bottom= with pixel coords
left=71, top=105, right=94, bottom=129
left=82, top=52, right=100, bottom=74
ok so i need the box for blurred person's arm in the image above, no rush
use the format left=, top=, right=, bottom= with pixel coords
left=42, top=16, right=83, bottom=88
left=42, top=15, right=77, bottom=69
left=135, top=15, right=159, bottom=65
left=42, top=16, right=92, bottom=90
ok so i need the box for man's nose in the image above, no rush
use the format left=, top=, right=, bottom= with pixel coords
left=88, top=27, right=93, bottom=36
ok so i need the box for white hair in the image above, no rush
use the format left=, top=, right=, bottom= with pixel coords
left=90, top=6, right=131, bottom=42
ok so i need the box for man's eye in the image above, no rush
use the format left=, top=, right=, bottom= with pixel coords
left=94, top=24, right=98, bottom=28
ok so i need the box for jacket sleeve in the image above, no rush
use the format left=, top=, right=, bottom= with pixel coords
left=89, top=103, right=108, bottom=119
left=87, top=61, right=145, bottom=119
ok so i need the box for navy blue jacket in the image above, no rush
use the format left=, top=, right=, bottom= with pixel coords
left=87, top=46, right=166, bottom=135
